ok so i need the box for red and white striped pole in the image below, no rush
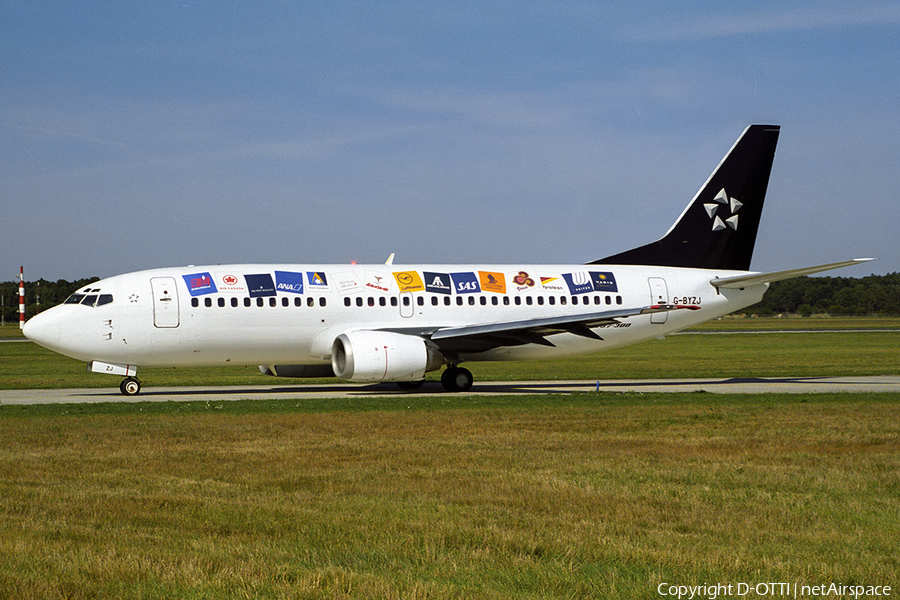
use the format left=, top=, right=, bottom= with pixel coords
left=18, top=266, right=25, bottom=329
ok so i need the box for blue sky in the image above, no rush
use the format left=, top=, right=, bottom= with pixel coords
left=2, top=1, right=898, bottom=281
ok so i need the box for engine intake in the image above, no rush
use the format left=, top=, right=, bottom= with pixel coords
left=332, top=331, right=443, bottom=382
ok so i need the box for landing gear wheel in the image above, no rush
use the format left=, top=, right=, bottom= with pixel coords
left=441, top=366, right=473, bottom=392
left=120, top=377, right=141, bottom=396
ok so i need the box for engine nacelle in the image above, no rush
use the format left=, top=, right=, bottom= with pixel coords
left=332, top=331, right=443, bottom=382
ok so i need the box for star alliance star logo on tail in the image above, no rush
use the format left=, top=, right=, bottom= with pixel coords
left=704, top=188, right=742, bottom=232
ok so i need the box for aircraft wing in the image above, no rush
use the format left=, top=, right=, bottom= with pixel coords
left=710, top=258, right=874, bottom=289
left=383, top=304, right=700, bottom=355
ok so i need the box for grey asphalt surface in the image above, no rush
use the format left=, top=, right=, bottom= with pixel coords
left=1, top=376, right=898, bottom=405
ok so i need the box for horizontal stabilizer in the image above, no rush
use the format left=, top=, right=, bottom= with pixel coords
left=710, top=258, right=874, bottom=289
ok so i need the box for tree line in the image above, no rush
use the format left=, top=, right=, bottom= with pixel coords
left=1, top=273, right=899, bottom=323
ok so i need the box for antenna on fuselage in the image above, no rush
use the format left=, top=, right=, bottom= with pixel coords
left=385, top=253, right=395, bottom=265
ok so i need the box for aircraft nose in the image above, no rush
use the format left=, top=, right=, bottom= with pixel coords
left=23, top=309, right=61, bottom=350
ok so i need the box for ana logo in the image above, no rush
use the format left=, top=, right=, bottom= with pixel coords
left=704, top=188, right=742, bottom=232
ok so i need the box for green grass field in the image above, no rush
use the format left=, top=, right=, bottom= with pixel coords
left=1, top=319, right=898, bottom=598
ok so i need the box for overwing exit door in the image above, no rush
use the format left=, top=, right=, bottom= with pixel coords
left=648, top=277, right=668, bottom=324
left=151, top=277, right=180, bottom=328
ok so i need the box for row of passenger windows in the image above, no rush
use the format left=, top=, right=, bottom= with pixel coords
left=190, top=294, right=623, bottom=309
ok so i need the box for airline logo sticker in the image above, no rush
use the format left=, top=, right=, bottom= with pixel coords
left=393, top=271, right=425, bottom=292
left=539, top=276, right=565, bottom=292
left=563, top=272, right=594, bottom=295
left=479, top=271, right=506, bottom=294
left=216, top=272, right=246, bottom=293
left=183, top=272, right=216, bottom=296
left=424, top=272, right=452, bottom=294
left=591, top=271, right=618, bottom=292
left=333, top=271, right=362, bottom=295
left=511, top=271, right=536, bottom=292
left=307, top=272, right=330, bottom=291
left=365, top=271, right=392, bottom=294
left=246, top=273, right=276, bottom=297
left=274, top=271, right=304, bottom=294
left=451, top=272, right=481, bottom=294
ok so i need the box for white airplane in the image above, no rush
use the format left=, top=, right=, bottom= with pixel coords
left=24, top=125, right=871, bottom=395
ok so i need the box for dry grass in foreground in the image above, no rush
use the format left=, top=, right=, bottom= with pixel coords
left=1, top=393, right=898, bottom=599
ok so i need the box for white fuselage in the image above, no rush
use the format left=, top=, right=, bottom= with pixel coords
left=24, top=263, right=767, bottom=371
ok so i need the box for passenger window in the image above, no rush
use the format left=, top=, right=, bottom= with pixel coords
left=295, top=298, right=302, bottom=307
left=503, top=297, right=510, bottom=306
left=355, top=297, right=363, bottom=307
left=380, top=297, right=387, bottom=307
left=548, top=296, right=555, bottom=306
left=468, top=296, right=475, bottom=306
left=444, top=297, right=451, bottom=306
left=257, top=298, right=264, bottom=307
left=492, top=296, right=499, bottom=306
left=319, top=298, right=326, bottom=307
left=616, top=296, right=623, bottom=305
left=537, top=296, right=544, bottom=306
left=402, top=296, right=410, bottom=306
left=515, top=297, right=521, bottom=306
left=218, top=298, right=225, bottom=308
left=606, top=296, right=612, bottom=305
left=417, top=297, right=424, bottom=306
left=192, top=298, right=199, bottom=308
left=479, top=296, right=486, bottom=306
left=526, top=297, right=533, bottom=306
left=205, top=298, right=212, bottom=308
left=369, top=297, right=376, bottom=307
left=456, top=297, right=463, bottom=306
left=244, top=297, right=252, bottom=307
left=391, top=297, right=398, bottom=307
left=431, top=297, right=439, bottom=306
left=308, top=298, right=315, bottom=307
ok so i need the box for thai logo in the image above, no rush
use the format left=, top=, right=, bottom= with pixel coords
left=512, top=271, right=535, bottom=288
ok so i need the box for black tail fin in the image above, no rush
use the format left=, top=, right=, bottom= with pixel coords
left=591, top=124, right=780, bottom=271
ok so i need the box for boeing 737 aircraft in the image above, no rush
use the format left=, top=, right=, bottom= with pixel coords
left=24, top=125, right=871, bottom=395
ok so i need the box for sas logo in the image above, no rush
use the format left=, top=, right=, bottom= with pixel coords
left=183, top=272, right=217, bottom=296
left=393, top=271, right=425, bottom=292
left=451, top=272, right=481, bottom=294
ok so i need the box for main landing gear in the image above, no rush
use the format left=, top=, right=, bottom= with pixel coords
left=119, top=377, right=141, bottom=396
left=441, top=365, right=474, bottom=392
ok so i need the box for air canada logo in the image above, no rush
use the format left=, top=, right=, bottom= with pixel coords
left=704, top=188, right=742, bottom=232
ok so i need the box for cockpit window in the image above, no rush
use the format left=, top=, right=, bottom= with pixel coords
left=63, top=293, right=113, bottom=307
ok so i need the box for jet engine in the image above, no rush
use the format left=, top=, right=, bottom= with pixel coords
left=332, top=331, right=443, bottom=382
